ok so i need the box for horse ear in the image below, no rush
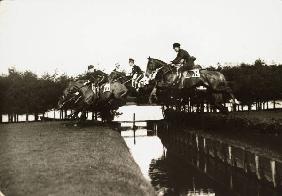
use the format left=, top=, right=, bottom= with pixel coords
left=148, top=56, right=151, bottom=60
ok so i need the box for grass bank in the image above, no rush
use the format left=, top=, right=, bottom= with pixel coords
left=0, top=122, right=155, bottom=196
left=164, top=109, right=282, bottom=133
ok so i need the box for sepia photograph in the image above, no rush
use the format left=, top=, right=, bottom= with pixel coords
left=0, top=0, right=282, bottom=195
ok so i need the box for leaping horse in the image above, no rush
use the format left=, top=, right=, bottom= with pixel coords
left=146, top=57, right=239, bottom=113
left=58, top=76, right=128, bottom=121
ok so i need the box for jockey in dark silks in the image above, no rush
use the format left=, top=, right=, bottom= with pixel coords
left=85, top=65, right=107, bottom=94
left=129, top=58, right=143, bottom=88
left=170, top=43, right=200, bottom=85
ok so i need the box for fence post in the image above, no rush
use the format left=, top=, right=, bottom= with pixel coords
left=133, top=113, right=136, bottom=145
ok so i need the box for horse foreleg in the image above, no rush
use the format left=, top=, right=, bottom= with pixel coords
left=68, top=110, right=79, bottom=120
left=79, top=110, right=87, bottom=121
left=149, top=87, right=157, bottom=104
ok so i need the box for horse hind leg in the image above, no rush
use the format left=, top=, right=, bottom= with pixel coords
left=224, top=86, right=240, bottom=106
left=215, top=103, right=229, bottom=114
left=212, top=84, right=239, bottom=106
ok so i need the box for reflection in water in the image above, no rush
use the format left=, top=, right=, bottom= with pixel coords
left=122, top=129, right=224, bottom=195
left=122, top=123, right=282, bottom=196
left=149, top=153, right=225, bottom=196
left=157, top=123, right=282, bottom=196
left=122, top=129, right=164, bottom=180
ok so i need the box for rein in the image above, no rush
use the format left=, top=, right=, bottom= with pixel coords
left=150, top=65, right=165, bottom=78
left=151, top=64, right=174, bottom=80
left=122, top=78, right=132, bottom=84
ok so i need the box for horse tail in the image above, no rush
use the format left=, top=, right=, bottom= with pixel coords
left=201, top=70, right=230, bottom=92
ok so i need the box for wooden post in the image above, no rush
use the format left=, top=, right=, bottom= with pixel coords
left=270, top=160, right=276, bottom=187
left=196, top=134, right=199, bottom=151
left=228, top=146, right=232, bottom=165
left=133, top=113, right=136, bottom=145
left=203, top=138, right=206, bottom=152
left=255, top=155, right=261, bottom=180
left=92, top=111, right=95, bottom=120
left=230, top=173, right=233, bottom=190
left=35, top=113, right=39, bottom=121
left=95, top=112, right=98, bottom=120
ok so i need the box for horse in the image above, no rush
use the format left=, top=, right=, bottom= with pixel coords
left=109, top=70, right=150, bottom=100
left=58, top=77, right=128, bottom=121
left=58, top=80, right=96, bottom=120
left=146, top=57, right=239, bottom=113
left=109, top=70, right=131, bottom=85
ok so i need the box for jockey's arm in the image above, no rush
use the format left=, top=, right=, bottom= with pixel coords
left=170, top=59, right=184, bottom=67
left=171, top=51, right=184, bottom=64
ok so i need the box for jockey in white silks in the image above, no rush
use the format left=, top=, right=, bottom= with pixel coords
left=128, top=58, right=144, bottom=89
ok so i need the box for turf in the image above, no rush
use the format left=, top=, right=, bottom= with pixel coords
left=0, top=122, right=155, bottom=196
left=230, top=110, right=282, bottom=123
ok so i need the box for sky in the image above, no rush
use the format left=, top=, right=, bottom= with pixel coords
left=0, top=0, right=281, bottom=76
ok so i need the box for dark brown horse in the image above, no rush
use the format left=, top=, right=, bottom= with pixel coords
left=146, top=57, right=239, bottom=113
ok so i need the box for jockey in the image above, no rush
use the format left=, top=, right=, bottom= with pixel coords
left=87, top=65, right=107, bottom=85
left=129, top=58, right=143, bottom=88
left=171, top=43, right=191, bottom=66
left=170, top=43, right=199, bottom=85
left=113, top=63, right=126, bottom=74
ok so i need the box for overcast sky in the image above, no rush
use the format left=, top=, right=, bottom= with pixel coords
left=0, top=0, right=281, bottom=75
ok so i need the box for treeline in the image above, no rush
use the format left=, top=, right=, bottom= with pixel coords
left=0, top=69, right=72, bottom=122
left=0, top=59, right=282, bottom=122
left=210, top=59, right=282, bottom=110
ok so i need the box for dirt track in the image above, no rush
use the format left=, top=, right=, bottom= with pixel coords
left=0, top=122, right=155, bottom=196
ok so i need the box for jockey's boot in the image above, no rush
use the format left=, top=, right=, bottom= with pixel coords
left=173, top=75, right=180, bottom=87
left=178, top=78, right=184, bottom=89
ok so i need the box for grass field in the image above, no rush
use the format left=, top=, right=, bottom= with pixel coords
left=0, top=122, right=155, bottom=196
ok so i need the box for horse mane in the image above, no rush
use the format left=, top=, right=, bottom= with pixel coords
left=151, top=58, right=167, bottom=65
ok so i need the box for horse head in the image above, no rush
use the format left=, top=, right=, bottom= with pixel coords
left=58, top=81, right=77, bottom=109
left=146, top=57, right=167, bottom=77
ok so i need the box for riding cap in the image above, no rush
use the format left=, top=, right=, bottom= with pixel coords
left=129, top=58, right=135, bottom=63
left=173, top=43, right=181, bottom=48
